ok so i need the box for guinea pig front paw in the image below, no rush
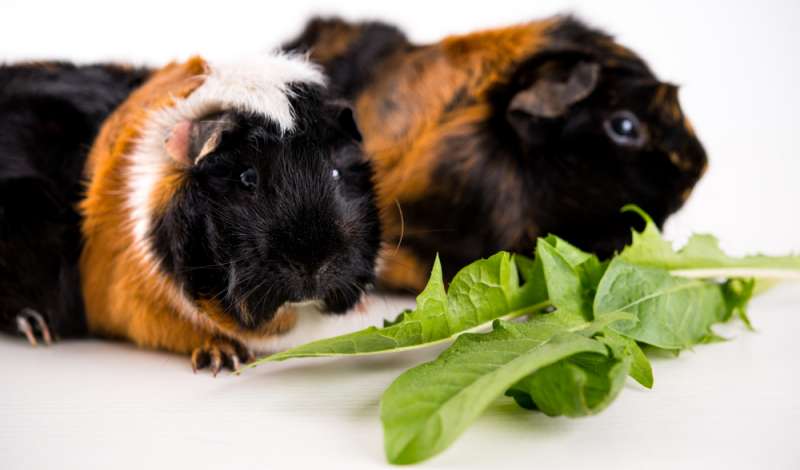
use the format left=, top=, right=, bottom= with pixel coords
left=16, top=308, right=53, bottom=346
left=191, top=337, right=254, bottom=376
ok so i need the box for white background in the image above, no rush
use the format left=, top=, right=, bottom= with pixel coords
left=1, top=1, right=798, bottom=469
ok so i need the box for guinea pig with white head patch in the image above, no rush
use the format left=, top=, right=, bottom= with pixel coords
left=79, top=54, right=381, bottom=374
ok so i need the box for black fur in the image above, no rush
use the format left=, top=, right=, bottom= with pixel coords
left=282, top=17, right=409, bottom=99
left=151, top=84, right=381, bottom=330
left=0, top=62, right=149, bottom=338
left=482, top=18, right=706, bottom=258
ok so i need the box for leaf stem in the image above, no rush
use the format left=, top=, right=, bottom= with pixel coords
left=262, top=300, right=554, bottom=361
left=670, top=268, right=800, bottom=280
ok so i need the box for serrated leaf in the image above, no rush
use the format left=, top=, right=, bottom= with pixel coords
left=238, top=204, right=800, bottom=466
left=543, top=235, right=609, bottom=287
left=594, top=259, right=727, bottom=350
left=247, top=253, right=548, bottom=365
left=698, top=332, right=729, bottom=344
left=536, top=238, right=593, bottom=323
left=380, top=320, right=607, bottom=464
left=621, top=205, right=800, bottom=279
left=513, top=236, right=607, bottom=327
left=505, top=323, right=652, bottom=417
left=505, top=348, right=630, bottom=417
left=543, top=234, right=594, bottom=267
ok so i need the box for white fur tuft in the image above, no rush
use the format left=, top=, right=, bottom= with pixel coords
left=186, top=52, right=326, bottom=134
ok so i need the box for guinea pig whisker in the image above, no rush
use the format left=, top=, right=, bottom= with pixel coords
left=400, top=228, right=458, bottom=235
left=174, top=254, right=255, bottom=274
left=237, top=276, right=274, bottom=311
left=392, top=198, right=405, bottom=256
left=202, top=285, right=231, bottom=306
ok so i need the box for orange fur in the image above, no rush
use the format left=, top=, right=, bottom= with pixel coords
left=348, top=21, right=555, bottom=287
left=80, top=57, right=254, bottom=355
left=376, top=246, right=430, bottom=293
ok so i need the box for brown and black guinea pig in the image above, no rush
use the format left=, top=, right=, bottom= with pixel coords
left=79, top=54, right=380, bottom=373
left=283, top=15, right=708, bottom=292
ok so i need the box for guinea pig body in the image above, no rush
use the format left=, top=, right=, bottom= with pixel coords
left=0, top=62, right=149, bottom=343
left=284, top=16, right=708, bottom=291
left=80, top=55, right=380, bottom=372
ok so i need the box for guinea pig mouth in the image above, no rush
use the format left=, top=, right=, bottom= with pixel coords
left=284, top=299, right=324, bottom=309
left=228, top=279, right=367, bottom=329
left=284, top=291, right=357, bottom=315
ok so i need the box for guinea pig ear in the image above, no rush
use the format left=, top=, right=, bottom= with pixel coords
left=165, top=121, right=194, bottom=166
left=165, top=113, right=237, bottom=166
left=508, top=61, right=600, bottom=120
left=330, top=101, right=362, bottom=142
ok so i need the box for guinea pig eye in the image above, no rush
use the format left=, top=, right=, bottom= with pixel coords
left=239, top=168, right=258, bottom=190
left=604, top=110, right=647, bottom=147
left=331, top=168, right=341, bottom=181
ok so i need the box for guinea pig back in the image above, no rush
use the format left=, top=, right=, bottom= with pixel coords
left=80, top=54, right=380, bottom=369
left=284, top=16, right=708, bottom=292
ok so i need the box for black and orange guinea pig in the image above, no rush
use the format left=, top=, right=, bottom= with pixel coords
left=79, top=54, right=380, bottom=372
left=0, top=54, right=380, bottom=372
left=283, top=15, right=708, bottom=292
left=0, top=63, right=149, bottom=344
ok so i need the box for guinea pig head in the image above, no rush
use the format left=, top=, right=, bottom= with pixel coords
left=150, top=94, right=380, bottom=331
left=498, top=22, right=708, bottom=256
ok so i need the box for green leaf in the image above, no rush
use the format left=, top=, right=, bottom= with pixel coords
left=542, top=235, right=609, bottom=288
left=625, top=338, right=654, bottom=388
left=247, top=253, right=549, bottom=365
left=513, top=253, right=548, bottom=309
left=536, top=238, right=593, bottom=323
left=594, top=259, right=728, bottom=350
left=380, top=320, right=607, bottom=464
left=513, top=236, right=607, bottom=328
left=620, top=205, right=800, bottom=280
left=543, top=234, right=594, bottom=267
left=236, top=205, right=799, bottom=466
left=505, top=347, right=630, bottom=417
left=698, top=332, right=729, bottom=344
left=596, top=328, right=654, bottom=389
left=722, top=278, right=756, bottom=329
left=506, top=325, right=651, bottom=416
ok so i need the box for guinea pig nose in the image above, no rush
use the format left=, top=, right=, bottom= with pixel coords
left=294, top=246, right=330, bottom=269
left=282, top=225, right=344, bottom=272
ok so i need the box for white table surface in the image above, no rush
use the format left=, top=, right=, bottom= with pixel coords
left=2, top=1, right=800, bottom=469
left=2, top=286, right=799, bottom=470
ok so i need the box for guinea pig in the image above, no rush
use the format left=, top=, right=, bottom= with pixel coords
left=79, top=54, right=380, bottom=373
left=283, top=16, right=708, bottom=292
left=0, top=62, right=149, bottom=344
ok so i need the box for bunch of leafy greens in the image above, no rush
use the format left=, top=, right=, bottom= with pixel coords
left=244, top=206, right=800, bottom=465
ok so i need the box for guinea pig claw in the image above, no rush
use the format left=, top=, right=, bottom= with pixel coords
left=229, top=354, right=241, bottom=373
left=191, top=348, right=209, bottom=374
left=16, top=316, right=36, bottom=346
left=209, top=350, right=223, bottom=377
left=16, top=308, right=53, bottom=346
left=190, top=338, right=252, bottom=376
